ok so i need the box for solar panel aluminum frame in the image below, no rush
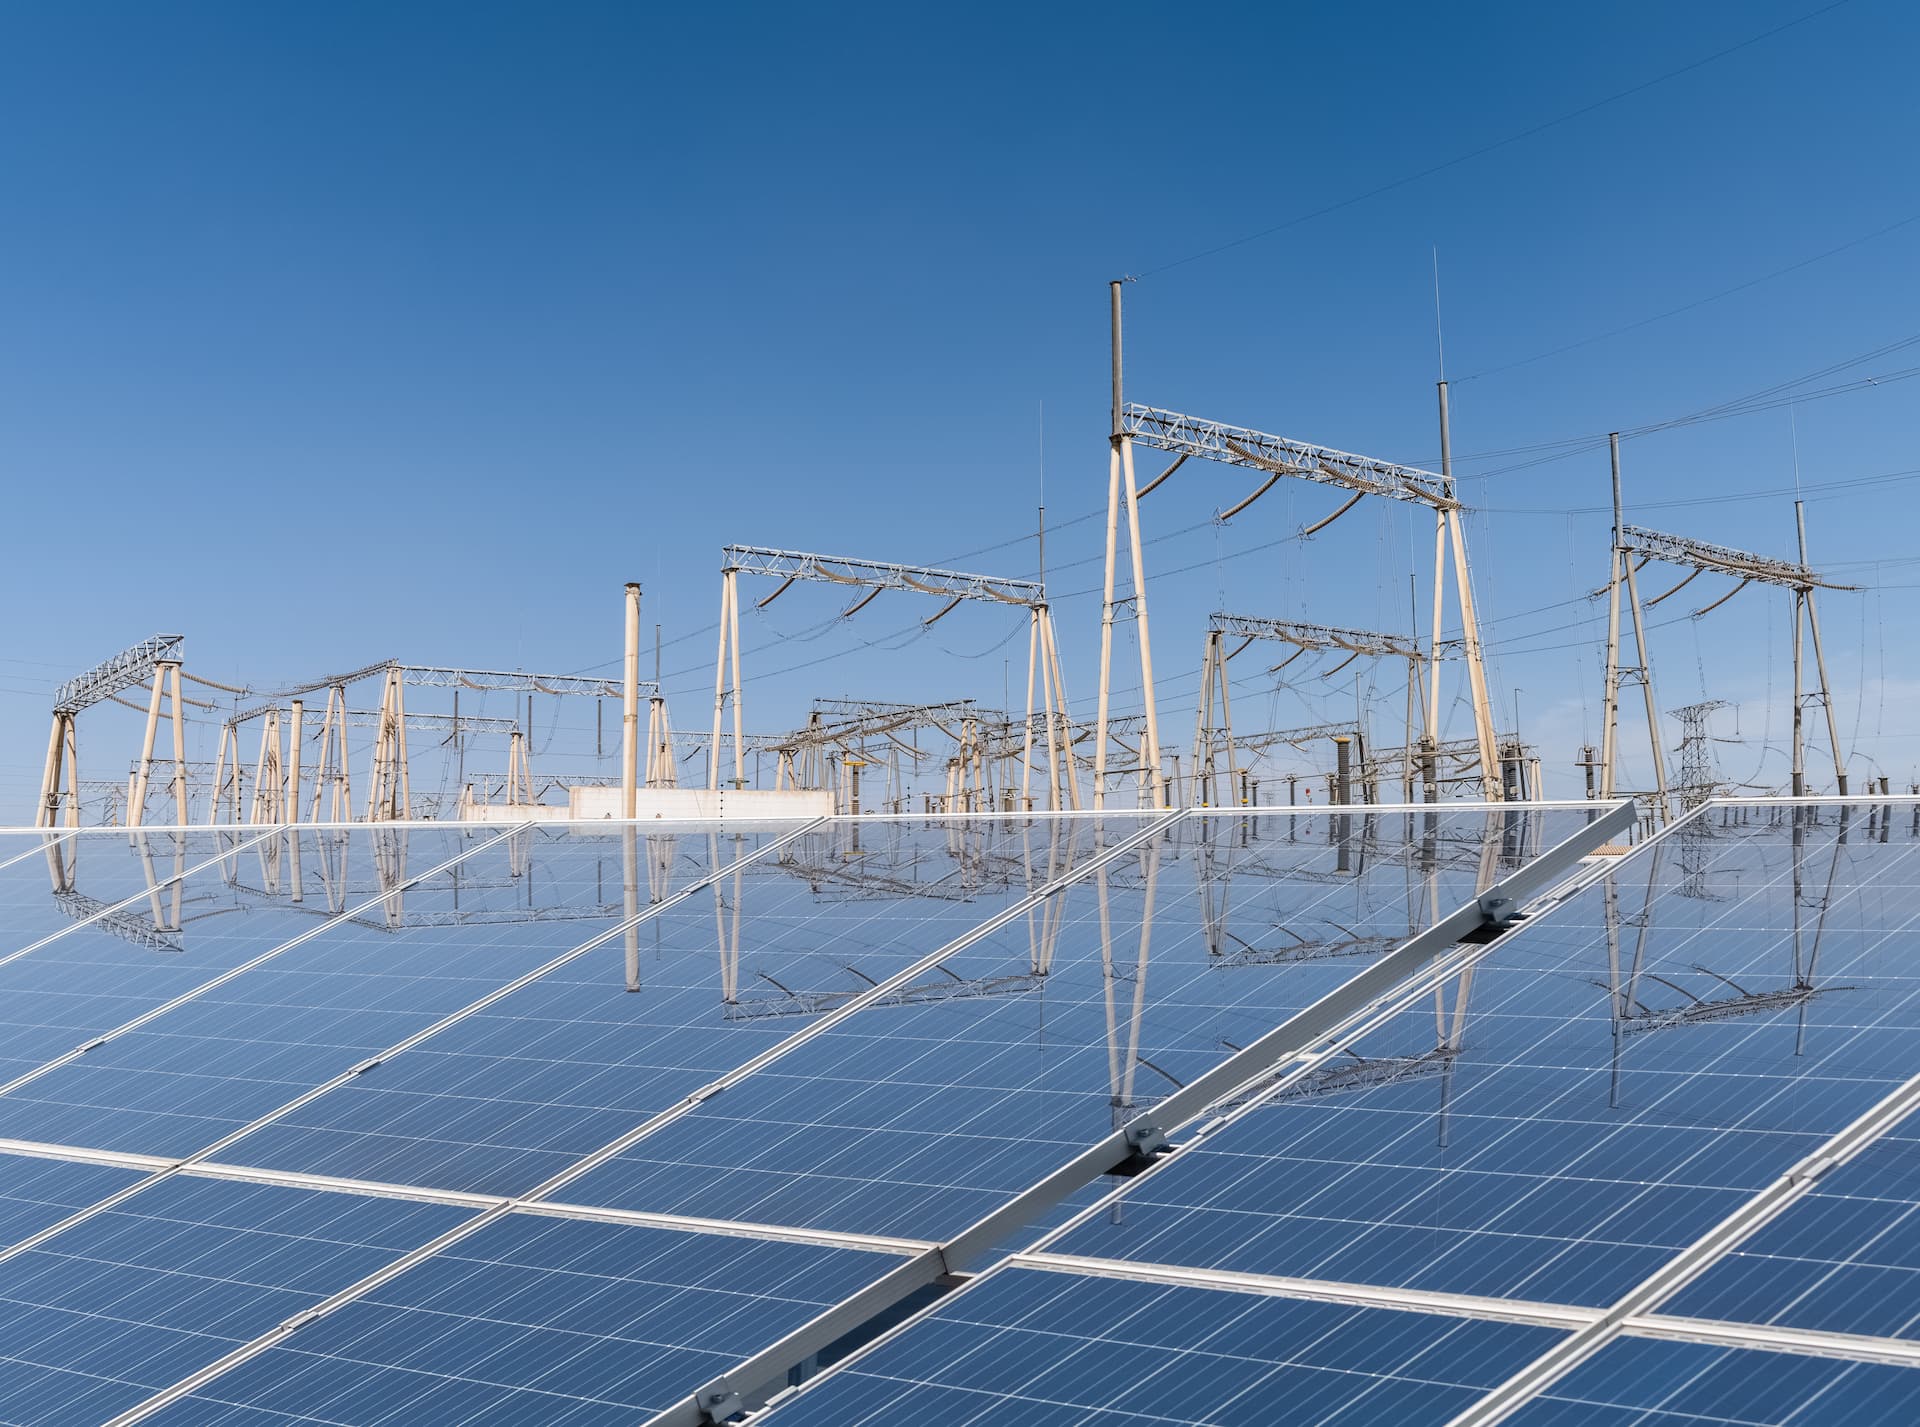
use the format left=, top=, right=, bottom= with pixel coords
left=649, top=798, right=1639, bottom=1426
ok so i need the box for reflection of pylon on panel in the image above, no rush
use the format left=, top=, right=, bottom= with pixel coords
left=1097, top=280, right=1501, bottom=808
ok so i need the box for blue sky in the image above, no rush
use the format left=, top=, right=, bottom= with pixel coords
left=2, top=0, right=1915, bottom=816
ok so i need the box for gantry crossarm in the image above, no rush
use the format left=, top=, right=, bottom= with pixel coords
left=1122, top=405, right=1456, bottom=509
left=52, top=635, right=185, bottom=715
left=1619, top=526, right=1854, bottom=591
left=773, top=701, right=985, bottom=756
left=226, top=705, right=522, bottom=734
left=1240, top=719, right=1360, bottom=749
left=400, top=666, right=638, bottom=698
left=722, top=545, right=1046, bottom=608
left=1210, top=612, right=1423, bottom=660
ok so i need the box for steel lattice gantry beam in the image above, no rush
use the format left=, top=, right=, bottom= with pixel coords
left=711, top=546, right=1076, bottom=811
left=41, top=635, right=190, bottom=828
left=721, top=545, right=1044, bottom=609
left=1618, top=526, right=1848, bottom=592
left=1094, top=288, right=1503, bottom=812
left=1121, top=405, right=1457, bottom=509
left=1207, top=613, right=1423, bottom=660
left=1599, top=430, right=1855, bottom=817
left=1193, top=614, right=1432, bottom=808
left=50, top=634, right=185, bottom=715
left=401, top=666, right=646, bottom=699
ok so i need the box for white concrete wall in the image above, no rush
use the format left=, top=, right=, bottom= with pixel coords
left=565, top=786, right=836, bottom=821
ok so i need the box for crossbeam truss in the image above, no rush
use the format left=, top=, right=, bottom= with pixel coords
left=39, top=636, right=189, bottom=827
left=1195, top=613, right=1456, bottom=808
left=1096, top=286, right=1502, bottom=807
left=1122, top=405, right=1457, bottom=508
left=711, top=547, right=1078, bottom=810
left=1599, top=436, right=1850, bottom=819
left=46, top=643, right=663, bottom=828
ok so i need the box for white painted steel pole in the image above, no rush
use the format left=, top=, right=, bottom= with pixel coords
left=622, top=582, right=641, bottom=817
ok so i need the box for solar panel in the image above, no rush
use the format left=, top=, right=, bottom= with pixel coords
left=0, top=1152, right=148, bottom=1247
left=554, top=808, right=1597, bottom=1239
left=1664, top=1110, right=1920, bottom=1339
left=212, top=816, right=1127, bottom=1194
left=750, top=1262, right=1568, bottom=1426
left=1509, top=1335, right=1920, bottom=1425
left=0, top=827, right=503, bottom=1083
left=1042, top=803, right=1920, bottom=1308
left=0, top=825, right=764, bottom=1156
left=132, top=1215, right=906, bottom=1427
left=44, top=802, right=1918, bottom=1426
left=0, top=1174, right=468, bottom=1426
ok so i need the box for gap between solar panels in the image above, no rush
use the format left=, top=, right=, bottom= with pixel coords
left=92, top=808, right=1186, bottom=1427
left=0, top=824, right=281, bottom=967
left=645, top=799, right=1637, bottom=1426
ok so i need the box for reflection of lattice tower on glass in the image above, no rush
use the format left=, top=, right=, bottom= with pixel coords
left=1670, top=700, right=1730, bottom=900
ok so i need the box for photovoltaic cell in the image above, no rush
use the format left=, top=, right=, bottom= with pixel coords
left=0, top=827, right=761, bottom=1156
left=755, top=1264, right=1568, bottom=1426
left=1665, top=1109, right=1920, bottom=1339
left=0, top=1151, right=147, bottom=1248
left=1508, top=1335, right=1920, bottom=1425
left=214, top=817, right=1128, bottom=1195
left=0, top=1175, right=467, bottom=1426
left=1048, top=802, right=1920, bottom=1307
left=557, top=808, right=1595, bottom=1238
left=138, top=1213, right=903, bottom=1427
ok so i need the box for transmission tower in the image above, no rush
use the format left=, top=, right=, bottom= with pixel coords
left=1670, top=700, right=1730, bottom=812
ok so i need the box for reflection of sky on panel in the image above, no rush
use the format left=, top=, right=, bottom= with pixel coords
left=1509, top=1335, right=1920, bottom=1426
left=0, top=826, right=486, bottom=1080
left=141, top=1214, right=901, bottom=1427
left=558, top=807, right=1596, bottom=1238
left=0, top=1151, right=147, bottom=1248
left=1667, top=1109, right=1920, bottom=1339
left=0, top=826, right=775, bottom=1155
left=0, top=1175, right=466, bottom=1427
left=759, top=1265, right=1567, bottom=1427
left=1054, top=803, right=1920, bottom=1308
left=216, top=817, right=1127, bottom=1195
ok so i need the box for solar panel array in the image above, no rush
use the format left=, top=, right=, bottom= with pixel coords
left=1, top=800, right=1916, bottom=1425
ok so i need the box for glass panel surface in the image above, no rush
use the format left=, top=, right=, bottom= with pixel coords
left=217, top=817, right=1129, bottom=1195
left=0, top=827, right=762, bottom=1156
left=0, top=1152, right=147, bottom=1249
left=1667, top=1108, right=1920, bottom=1338
left=1051, top=802, right=1920, bottom=1307
left=0, top=827, right=491, bottom=1082
left=0, top=1175, right=466, bottom=1426
left=139, top=1213, right=901, bottom=1427
left=757, top=1265, right=1567, bottom=1426
left=1509, top=1336, right=1920, bottom=1426
left=559, top=808, right=1594, bottom=1237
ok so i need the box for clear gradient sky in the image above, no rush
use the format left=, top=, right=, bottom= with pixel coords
left=2, top=0, right=1916, bottom=817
